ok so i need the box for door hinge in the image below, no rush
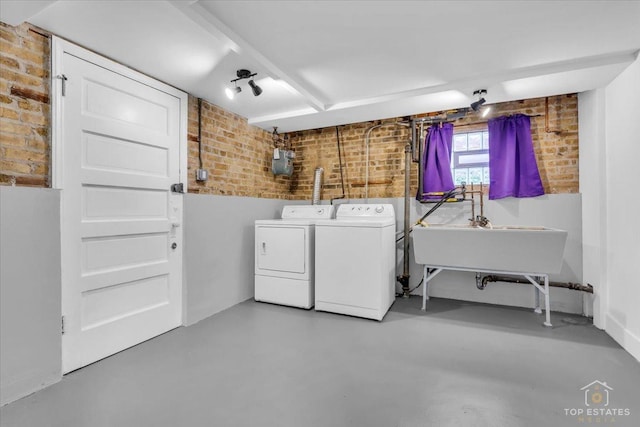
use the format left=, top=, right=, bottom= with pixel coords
left=61, top=315, right=66, bottom=335
left=171, top=183, right=184, bottom=193
left=56, top=74, right=68, bottom=96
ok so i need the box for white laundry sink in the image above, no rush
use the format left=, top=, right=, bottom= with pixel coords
left=412, top=224, right=568, bottom=274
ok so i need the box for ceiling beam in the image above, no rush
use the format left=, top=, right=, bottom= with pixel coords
left=326, top=49, right=640, bottom=111
left=249, top=49, right=638, bottom=132
left=168, top=0, right=327, bottom=112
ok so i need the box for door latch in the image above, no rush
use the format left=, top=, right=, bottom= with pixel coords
left=171, top=183, right=184, bottom=193
left=56, top=74, right=68, bottom=96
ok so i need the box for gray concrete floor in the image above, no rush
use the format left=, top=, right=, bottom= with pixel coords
left=1, top=297, right=639, bottom=427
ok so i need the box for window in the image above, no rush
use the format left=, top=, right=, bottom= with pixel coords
left=451, top=130, right=489, bottom=185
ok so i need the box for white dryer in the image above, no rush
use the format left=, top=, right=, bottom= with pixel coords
left=315, top=204, right=396, bottom=321
left=254, top=205, right=334, bottom=309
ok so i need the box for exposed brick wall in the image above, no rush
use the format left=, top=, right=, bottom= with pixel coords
left=450, top=94, right=579, bottom=195
left=0, top=21, right=579, bottom=200
left=0, top=22, right=50, bottom=187
left=287, top=123, right=412, bottom=201
left=0, top=22, right=290, bottom=197
left=287, top=94, right=579, bottom=201
left=186, top=96, right=291, bottom=198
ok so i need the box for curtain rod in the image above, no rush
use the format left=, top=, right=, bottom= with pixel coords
left=412, top=113, right=543, bottom=128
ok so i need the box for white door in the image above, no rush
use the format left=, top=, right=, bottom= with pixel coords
left=53, top=40, right=186, bottom=373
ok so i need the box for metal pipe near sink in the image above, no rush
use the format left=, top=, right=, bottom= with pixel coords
left=399, top=138, right=412, bottom=297
left=363, top=120, right=412, bottom=296
left=478, top=274, right=594, bottom=293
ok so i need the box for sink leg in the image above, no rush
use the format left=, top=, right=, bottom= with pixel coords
left=534, top=284, right=542, bottom=314
left=421, top=265, right=429, bottom=310
left=543, top=275, right=552, bottom=327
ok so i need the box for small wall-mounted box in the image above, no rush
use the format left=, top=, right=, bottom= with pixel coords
left=272, top=149, right=295, bottom=176
left=196, top=169, right=208, bottom=181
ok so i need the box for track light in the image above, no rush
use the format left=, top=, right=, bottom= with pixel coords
left=248, top=79, right=262, bottom=96
left=470, top=89, right=487, bottom=111
left=471, top=89, right=491, bottom=117
left=226, top=69, right=263, bottom=99
left=470, top=97, right=485, bottom=111
left=225, top=84, right=241, bottom=100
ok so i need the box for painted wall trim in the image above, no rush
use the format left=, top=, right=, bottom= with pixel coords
left=578, top=89, right=607, bottom=329
left=605, top=314, right=640, bottom=362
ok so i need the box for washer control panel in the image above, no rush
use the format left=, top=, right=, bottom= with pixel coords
left=281, top=205, right=335, bottom=219
left=336, top=204, right=395, bottom=219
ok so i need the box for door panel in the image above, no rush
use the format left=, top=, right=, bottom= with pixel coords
left=59, top=49, right=184, bottom=373
left=82, top=186, right=168, bottom=219
left=83, top=133, right=169, bottom=176
left=83, top=79, right=170, bottom=133
left=81, top=275, right=170, bottom=330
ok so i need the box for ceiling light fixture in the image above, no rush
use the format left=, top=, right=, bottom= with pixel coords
left=225, top=83, right=241, bottom=100
left=226, top=69, right=262, bottom=99
left=470, top=89, right=491, bottom=117
left=248, top=79, right=262, bottom=97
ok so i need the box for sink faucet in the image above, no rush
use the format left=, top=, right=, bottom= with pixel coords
left=467, top=182, right=491, bottom=227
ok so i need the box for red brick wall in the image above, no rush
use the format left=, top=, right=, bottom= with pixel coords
left=0, top=22, right=290, bottom=197
left=287, top=94, right=579, bottom=201
left=0, top=22, right=579, bottom=200
left=0, top=23, right=50, bottom=186
left=186, top=96, right=291, bottom=198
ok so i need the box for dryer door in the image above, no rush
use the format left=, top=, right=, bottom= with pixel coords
left=256, top=225, right=307, bottom=276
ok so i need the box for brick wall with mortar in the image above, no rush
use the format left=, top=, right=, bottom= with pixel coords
left=287, top=94, right=579, bottom=201
left=1, top=22, right=578, bottom=200
left=186, top=96, right=291, bottom=198
left=0, top=22, right=51, bottom=187
left=0, top=22, right=289, bottom=197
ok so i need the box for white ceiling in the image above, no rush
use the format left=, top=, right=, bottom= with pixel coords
left=2, top=0, right=639, bottom=131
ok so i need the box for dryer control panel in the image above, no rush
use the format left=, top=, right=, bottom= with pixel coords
left=281, top=205, right=335, bottom=219
left=336, top=204, right=395, bottom=219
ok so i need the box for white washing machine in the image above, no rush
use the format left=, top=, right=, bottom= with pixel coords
left=254, top=205, right=334, bottom=309
left=315, top=204, right=396, bottom=321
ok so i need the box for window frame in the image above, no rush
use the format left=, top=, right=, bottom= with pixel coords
left=451, top=129, right=490, bottom=186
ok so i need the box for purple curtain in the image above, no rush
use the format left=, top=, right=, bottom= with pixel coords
left=488, top=114, right=544, bottom=200
left=418, top=123, right=455, bottom=200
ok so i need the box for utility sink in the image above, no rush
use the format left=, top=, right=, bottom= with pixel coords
left=412, top=224, right=568, bottom=274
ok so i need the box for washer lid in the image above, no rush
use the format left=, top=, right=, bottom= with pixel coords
left=281, top=205, right=335, bottom=219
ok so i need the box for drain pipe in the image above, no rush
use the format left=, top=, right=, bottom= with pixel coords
left=479, top=274, right=594, bottom=293
left=398, top=138, right=413, bottom=298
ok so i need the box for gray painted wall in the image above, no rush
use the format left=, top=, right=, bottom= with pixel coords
left=603, top=57, right=640, bottom=361
left=183, top=194, right=290, bottom=325
left=0, top=189, right=587, bottom=406
left=0, top=187, right=62, bottom=406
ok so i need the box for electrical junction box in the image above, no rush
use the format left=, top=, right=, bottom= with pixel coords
left=196, top=169, right=208, bottom=181
left=272, top=149, right=295, bottom=176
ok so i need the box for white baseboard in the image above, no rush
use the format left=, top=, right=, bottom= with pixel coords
left=606, top=314, right=640, bottom=362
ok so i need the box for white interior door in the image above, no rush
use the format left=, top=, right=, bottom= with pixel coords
left=53, top=39, right=187, bottom=373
